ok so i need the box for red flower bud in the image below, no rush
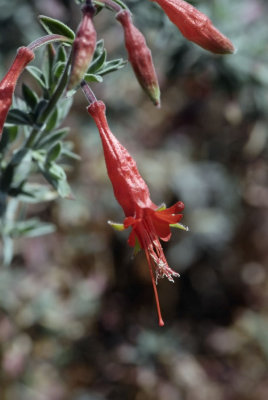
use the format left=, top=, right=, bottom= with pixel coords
left=88, top=100, right=186, bottom=326
left=68, top=5, right=97, bottom=90
left=0, top=47, right=34, bottom=136
left=116, top=10, right=160, bottom=107
left=151, top=0, right=235, bottom=54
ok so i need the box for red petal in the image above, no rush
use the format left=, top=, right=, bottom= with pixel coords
left=128, top=229, right=136, bottom=247
left=152, top=217, right=171, bottom=241
left=159, top=201, right=184, bottom=215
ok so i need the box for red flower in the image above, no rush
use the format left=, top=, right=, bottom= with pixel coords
left=87, top=100, right=186, bottom=326
left=116, top=9, right=160, bottom=107
left=0, top=46, right=34, bottom=136
left=151, top=0, right=235, bottom=54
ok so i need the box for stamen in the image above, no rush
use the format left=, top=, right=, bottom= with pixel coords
left=145, top=249, right=164, bottom=327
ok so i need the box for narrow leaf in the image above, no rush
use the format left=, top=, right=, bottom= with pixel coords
left=22, top=84, right=39, bottom=110
left=39, top=15, right=75, bottom=41
left=84, top=74, right=103, bottom=83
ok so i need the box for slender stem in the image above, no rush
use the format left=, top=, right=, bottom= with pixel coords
left=25, top=53, right=72, bottom=148
left=27, top=34, right=72, bottom=51
left=94, top=0, right=122, bottom=13
left=81, top=80, right=97, bottom=104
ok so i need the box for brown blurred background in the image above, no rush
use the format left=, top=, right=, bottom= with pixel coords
left=1, top=0, right=268, bottom=399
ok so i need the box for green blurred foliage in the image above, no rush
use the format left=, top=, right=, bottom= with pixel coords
left=1, top=0, right=268, bottom=399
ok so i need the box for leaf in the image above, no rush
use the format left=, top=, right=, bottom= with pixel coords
left=39, top=15, right=75, bottom=41
left=37, top=127, right=70, bottom=148
left=61, top=148, right=81, bottom=160
left=22, top=84, right=39, bottom=110
left=45, top=107, right=58, bottom=131
left=56, top=45, right=67, bottom=63
left=56, top=97, right=73, bottom=126
left=84, top=73, right=103, bottom=83
left=26, top=66, right=47, bottom=88
left=0, top=125, right=18, bottom=154
left=6, top=109, right=32, bottom=125
left=11, top=149, right=32, bottom=186
left=88, top=49, right=107, bottom=74
left=10, top=218, right=55, bottom=238
left=38, top=160, right=72, bottom=198
left=46, top=142, right=62, bottom=163
left=98, top=58, right=127, bottom=76
left=19, top=183, right=58, bottom=203
left=34, top=99, right=49, bottom=121
left=53, top=61, right=66, bottom=80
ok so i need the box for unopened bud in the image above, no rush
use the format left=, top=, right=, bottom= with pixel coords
left=151, top=0, right=235, bottom=54
left=67, top=5, right=97, bottom=90
left=116, top=10, right=161, bottom=107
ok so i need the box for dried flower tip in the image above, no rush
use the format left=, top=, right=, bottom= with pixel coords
left=0, top=46, right=34, bottom=136
left=151, top=0, right=235, bottom=54
left=116, top=10, right=161, bottom=106
left=67, top=6, right=96, bottom=90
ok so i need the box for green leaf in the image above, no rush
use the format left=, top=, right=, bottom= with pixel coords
left=11, top=149, right=32, bottom=186
left=0, top=125, right=18, bottom=154
left=22, top=84, right=39, bottom=110
left=39, top=15, right=75, bottom=41
left=88, top=49, right=107, bottom=74
left=6, top=109, right=32, bottom=125
left=61, top=148, right=81, bottom=160
left=53, top=61, right=66, bottom=80
left=18, top=183, right=58, bottom=203
left=45, top=107, right=58, bottom=131
left=10, top=218, right=55, bottom=238
left=38, top=160, right=72, bottom=198
left=46, top=142, right=62, bottom=163
left=34, top=99, right=49, bottom=122
left=26, top=66, right=46, bottom=88
left=37, top=127, right=70, bottom=148
left=98, top=58, right=127, bottom=76
left=84, top=73, right=103, bottom=83
left=56, top=45, right=67, bottom=63
left=56, top=97, right=73, bottom=126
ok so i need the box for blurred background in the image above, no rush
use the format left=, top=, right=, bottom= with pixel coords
left=1, top=0, right=268, bottom=399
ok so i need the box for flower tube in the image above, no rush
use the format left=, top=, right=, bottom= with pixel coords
left=151, top=0, right=235, bottom=54
left=116, top=10, right=160, bottom=106
left=87, top=99, right=186, bottom=326
left=0, top=47, right=34, bottom=136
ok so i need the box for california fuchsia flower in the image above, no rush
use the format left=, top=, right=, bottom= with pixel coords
left=116, top=9, right=160, bottom=107
left=87, top=100, right=186, bottom=326
left=0, top=46, right=34, bottom=136
left=151, top=0, right=235, bottom=54
left=68, top=3, right=97, bottom=90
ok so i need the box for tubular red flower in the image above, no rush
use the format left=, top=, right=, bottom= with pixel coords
left=88, top=100, right=185, bottom=326
left=151, top=0, right=235, bottom=54
left=67, top=4, right=97, bottom=90
left=0, top=46, right=34, bottom=136
left=116, top=10, right=160, bottom=107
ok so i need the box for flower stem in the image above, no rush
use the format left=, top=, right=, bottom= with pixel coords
left=27, top=34, right=72, bottom=51
left=81, top=80, right=97, bottom=104
left=94, top=0, right=122, bottom=13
